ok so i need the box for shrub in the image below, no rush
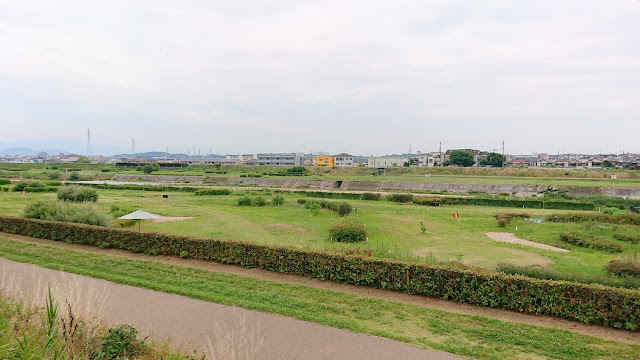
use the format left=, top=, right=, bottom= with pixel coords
left=412, top=196, right=444, bottom=206
left=69, top=172, right=80, bottom=180
left=23, top=186, right=58, bottom=193
left=559, top=231, right=623, bottom=253
left=194, top=188, right=231, bottom=196
left=109, top=204, right=136, bottom=218
left=493, top=212, right=530, bottom=227
left=237, top=196, right=253, bottom=206
left=603, top=207, right=626, bottom=215
left=0, top=216, right=639, bottom=330
left=57, top=185, right=98, bottom=202
left=387, top=194, right=413, bottom=203
left=94, top=324, right=143, bottom=359
left=605, top=260, right=640, bottom=278
left=272, top=196, right=285, bottom=206
left=337, top=202, right=352, bottom=216
left=329, top=220, right=367, bottom=243
left=297, top=198, right=308, bottom=205
left=47, top=171, right=60, bottom=180
left=1, top=187, right=7, bottom=192
left=24, top=200, right=110, bottom=226
left=13, top=180, right=46, bottom=192
left=0, top=178, right=11, bottom=185
left=613, top=231, right=640, bottom=244
left=305, top=201, right=320, bottom=216
left=252, top=196, right=266, bottom=207
left=362, top=193, right=381, bottom=201
left=547, top=213, right=640, bottom=226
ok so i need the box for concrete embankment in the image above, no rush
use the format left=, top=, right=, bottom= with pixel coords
left=112, top=174, right=640, bottom=199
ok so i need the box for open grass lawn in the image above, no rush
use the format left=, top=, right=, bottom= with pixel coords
left=1, top=189, right=638, bottom=288
left=0, top=237, right=638, bottom=360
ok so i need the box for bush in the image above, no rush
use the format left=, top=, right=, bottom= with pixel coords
left=337, top=202, right=352, bottom=216
left=387, top=194, right=413, bottom=203
left=47, top=171, right=60, bottom=180
left=22, top=186, right=58, bottom=193
left=605, top=259, right=640, bottom=278
left=73, top=183, right=198, bottom=193
left=0, top=178, right=11, bottom=185
left=1, top=187, right=7, bottom=192
left=493, top=212, right=530, bottom=227
left=272, top=196, right=285, bottom=206
left=57, top=185, right=98, bottom=202
left=603, top=207, right=626, bottom=215
left=237, top=196, right=253, bottom=206
left=412, top=196, right=444, bottom=206
left=441, top=197, right=596, bottom=210
left=109, top=204, right=136, bottom=218
left=252, top=196, right=266, bottom=207
left=297, top=198, right=308, bottom=205
left=329, top=220, right=367, bottom=243
left=24, top=201, right=110, bottom=226
left=69, top=172, right=80, bottom=181
left=194, top=188, right=231, bottom=196
left=614, top=231, right=640, bottom=244
left=13, top=180, right=46, bottom=192
left=547, top=213, right=640, bottom=226
left=94, top=324, right=143, bottom=359
left=362, top=193, right=381, bottom=201
left=559, top=231, right=623, bottom=253
left=0, top=216, right=639, bottom=330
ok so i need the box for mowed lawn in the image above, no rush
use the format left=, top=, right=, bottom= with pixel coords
left=2, top=189, right=638, bottom=282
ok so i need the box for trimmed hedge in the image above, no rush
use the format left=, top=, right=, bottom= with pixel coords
left=559, top=232, right=623, bottom=253
left=0, top=179, right=11, bottom=185
left=614, top=232, right=640, bottom=244
left=23, top=186, right=58, bottom=193
left=194, top=188, right=231, bottom=196
left=0, top=215, right=638, bottom=330
left=387, top=194, right=414, bottom=203
left=329, top=221, right=367, bottom=242
left=74, top=183, right=198, bottom=192
left=441, top=197, right=596, bottom=211
left=605, top=260, right=640, bottom=278
left=547, top=213, right=640, bottom=226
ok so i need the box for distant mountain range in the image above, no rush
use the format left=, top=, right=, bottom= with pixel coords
left=0, top=147, right=70, bottom=156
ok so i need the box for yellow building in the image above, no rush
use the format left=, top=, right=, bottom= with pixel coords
left=315, top=155, right=334, bottom=166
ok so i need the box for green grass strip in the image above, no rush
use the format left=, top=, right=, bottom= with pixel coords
left=0, top=237, right=638, bottom=360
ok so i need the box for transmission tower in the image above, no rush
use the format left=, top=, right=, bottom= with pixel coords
left=86, top=129, right=92, bottom=158
left=131, top=138, right=135, bottom=155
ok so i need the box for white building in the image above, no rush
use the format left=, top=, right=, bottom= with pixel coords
left=334, top=153, right=354, bottom=167
left=367, top=156, right=407, bottom=168
left=416, top=152, right=441, bottom=167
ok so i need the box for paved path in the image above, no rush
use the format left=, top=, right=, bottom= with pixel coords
left=0, top=258, right=463, bottom=360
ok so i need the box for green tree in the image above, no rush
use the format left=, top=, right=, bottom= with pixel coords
left=77, top=156, right=91, bottom=163
left=449, top=150, right=474, bottom=167
left=142, top=164, right=153, bottom=174
left=482, top=152, right=506, bottom=167
left=602, top=160, right=614, bottom=169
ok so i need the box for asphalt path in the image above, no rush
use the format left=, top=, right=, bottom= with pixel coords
left=0, top=257, right=464, bottom=360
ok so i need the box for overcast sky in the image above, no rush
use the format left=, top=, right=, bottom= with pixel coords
left=1, top=1, right=639, bottom=155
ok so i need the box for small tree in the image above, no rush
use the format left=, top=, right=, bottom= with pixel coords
left=602, top=160, right=614, bottom=169
left=420, top=221, right=426, bottom=234
left=77, top=156, right=91, bottom=164
left=142, top=165, right=153, bottom=174
left=482, top=152, right=506, bottom=167
left=449, top=151, right=475, bottom=167
left=69, top=172, right=80, bottom=181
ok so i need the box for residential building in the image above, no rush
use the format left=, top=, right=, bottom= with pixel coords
left=416, top=152, right=441, bottom=167
left=315, top=155, right=334, bottom=167
left=257, top=153, right=302, bottom=166
left=333, top=153, right=354, bottom=167
left=367, top=156, right=407, bottom=168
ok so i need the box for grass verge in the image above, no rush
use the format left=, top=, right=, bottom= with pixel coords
left=0, top=237, right=638, bottom=359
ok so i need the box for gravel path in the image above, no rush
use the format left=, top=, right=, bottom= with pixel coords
left=485, top=232, right=570, bottom=252
left=0, top=258, right=463, bottom=360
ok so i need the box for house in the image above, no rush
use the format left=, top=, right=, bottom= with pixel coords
left=315, top=155, right=334, bottom=167
left=416, top=152, right=440, bottom=167
left=367, top=156, right=407, bottom=168
left=333, top=153, right=354, bottom=167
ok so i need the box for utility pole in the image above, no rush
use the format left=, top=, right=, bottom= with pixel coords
left=439, top=141, right=443, bottom=167
left=501, top=140, right=505, bottom=167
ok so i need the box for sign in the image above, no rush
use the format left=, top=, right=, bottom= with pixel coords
left=453, top=213, right=459, bottom=218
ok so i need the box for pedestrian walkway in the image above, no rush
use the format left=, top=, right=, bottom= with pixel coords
left=0, top=257, right=463, bottom=360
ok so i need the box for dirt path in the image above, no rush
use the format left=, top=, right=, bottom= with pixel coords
left=0, top=258, right=460, bottom=360
left=485, top=232, right=570, bottom=252
left=1, top=232, right=638, bottom=345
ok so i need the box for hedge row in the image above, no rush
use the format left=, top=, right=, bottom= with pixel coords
left=547, top=213, right=640, bottom=226
left=559, top=231, right=623, bottom=253
left=293, top=191, right=363, bottom=200
left=441, top=197, right=596, bottom=210
left=194, top=189, right=231, bottom=196
left=22, top=186, right=58, bottom=193
left=0, top=215, right=638, bottom=330
left=74, top=183, right=198, bottom=192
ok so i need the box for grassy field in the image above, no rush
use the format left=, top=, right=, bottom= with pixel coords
left=3, top=163, right=640, bottom=188
left=0, top=237, right=638, bottom=360
left=1, top=189, right=638, bottom=288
